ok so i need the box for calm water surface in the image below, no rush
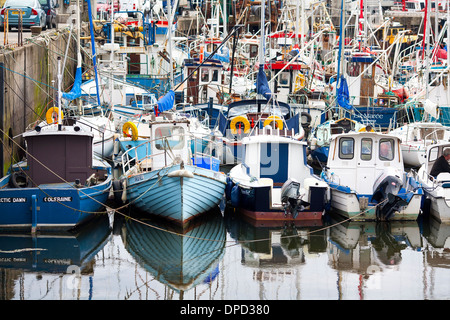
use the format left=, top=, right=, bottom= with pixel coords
left=0, top=201, right=449, bottom=301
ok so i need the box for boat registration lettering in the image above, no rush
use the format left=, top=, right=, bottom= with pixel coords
left=0, top=197, right=27, bottom=203
left=43, top=196, right=73, bottom=202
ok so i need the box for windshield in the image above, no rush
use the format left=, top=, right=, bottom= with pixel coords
left=228, top=104, right=289, bottom=118
left=154, top=126, right=185, bottom=150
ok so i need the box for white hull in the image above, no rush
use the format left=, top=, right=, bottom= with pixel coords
left=429, top=196, right=450, bottom=223
left=330, top=188, right=422, bottom=221
left=401, top=144, right=426, bottom=167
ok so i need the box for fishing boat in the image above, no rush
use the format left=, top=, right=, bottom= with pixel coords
left=226, top=123, right=329, bottom=224
left=0, top=123, right=113, bottom=232
left=320, top=131, right=423, bottom=221
left=215, top=99, right=305, bottom=164
left=309, top=117, right=374, bottom=163
left=414, top=142, right=450, bottom=223
left=389, top=120, right=450, bottom=167
left=114, top=110, right=227, bottom=227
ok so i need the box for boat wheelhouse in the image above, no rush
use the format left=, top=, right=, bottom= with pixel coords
left=321, top=131, right=423, bottom=220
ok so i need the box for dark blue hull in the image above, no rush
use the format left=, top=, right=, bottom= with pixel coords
left=0, top=174, right=112, bottom=232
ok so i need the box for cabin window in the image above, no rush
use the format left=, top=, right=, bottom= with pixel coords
left=347, top=62, right=360, bottom=77
left=201, top=68, right=209, bottom=82
left=211, top=69, right=219, bottom=82
left=429, top=73, right=440, bottom=87
left=379, top=139, right=394, bottom=161
left=361, top=138, right=372, bottom=161
left=339, top=138, right=354, bottom=159
left=429, top=147, right=439, bottom=162
left=420, top=128, right=445, bottom=140
left=155, top=126, right=185, bottom=150
left=363, top=63, right=373, bottom=79
left=279, top=72, right=290, bottom=88
left=250, top=45, right=258, bottom=58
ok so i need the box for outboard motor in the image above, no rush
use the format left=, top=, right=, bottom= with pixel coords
left=372, top=169, right=407, bottom=220
left=281, top=178, right=306, bottom=219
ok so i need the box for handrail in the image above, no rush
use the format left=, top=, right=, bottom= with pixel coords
left=120, top=131, right=221, bottom=175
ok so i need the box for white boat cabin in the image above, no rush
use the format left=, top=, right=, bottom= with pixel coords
left=391, top=122, right=450, bottom=143
left=148, top=116, right=191, bottom=171
left=326, top=132, right=404, bottom=195
left=241, top=128, right=313, bottom=187
left=420, top=142, right=450, bottom=181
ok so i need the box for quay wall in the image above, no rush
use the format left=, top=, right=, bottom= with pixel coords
left=0, top=30, right=77, bottom=175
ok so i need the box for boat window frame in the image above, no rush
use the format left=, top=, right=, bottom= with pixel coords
left=278, top=71, right=290, bottom=88
left=154, top=125, right=186, bottom=151
left=339, top=137, right=355, bottom=160
left=428, top=146, right=439, bottom=162
left=200, top=67, right=209, bottom=82
left=379, top=138, right=395, bottom=161
left=361, top=138, right=373, bottom=161
left=211, top=69, right=219, bottom=82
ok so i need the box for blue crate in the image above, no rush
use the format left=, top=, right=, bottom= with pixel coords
left=192, top=156, right=220, bottom=171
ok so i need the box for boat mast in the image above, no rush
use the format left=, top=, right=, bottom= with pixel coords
left=109, top=0, right=114, bottom=107
left=86, top=0, right=101, bottom=105
left=168, top=0, right=174, bottom=89
left=447, top=0, right=450, bottom=106
left=57, top=57, right=62, bottom=127
left=259, top=0, right=265, bottom=66
left=76, top=0, right=82, bottom=113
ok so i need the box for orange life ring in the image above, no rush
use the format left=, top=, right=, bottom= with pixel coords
left=45, top=107, right=64, bottom=124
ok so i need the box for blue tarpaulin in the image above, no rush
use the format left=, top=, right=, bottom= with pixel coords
left=256, top=65, right=272, bottom=101
left=156, top=90, right=175, bottom=112
left=205, top=46, right=230, bottom=63
left=62, top=67, right=82, bottom=101
left=336, top=76, right=354, bottom=111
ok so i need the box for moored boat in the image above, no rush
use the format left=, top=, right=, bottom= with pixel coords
left=414, top=142, right=450, bottom=223
left=321, top=131, right=423, bottom=221
left=389, top=121, right=450, bottom=167
left=114, top=111, right=226, bottom=227
left=0, top=123, right=113, bottom=232
left=226, top=124, right=329, bottom=225
left=216, top=99, right=305, bottom=165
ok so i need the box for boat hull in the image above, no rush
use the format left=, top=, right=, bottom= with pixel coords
left=329, top=188, right=422, bottom=221
left=0, top=175, right=112, bottom=231
left=228, top=182, right=326, bottom=226
left=428, top=196, right=450, bottom=223
left=125, top=164, right=227, bottom=226
left=401, top=144, right=425, bottom=167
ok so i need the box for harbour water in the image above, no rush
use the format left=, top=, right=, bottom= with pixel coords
left=0, top=200, right=449, bottom=301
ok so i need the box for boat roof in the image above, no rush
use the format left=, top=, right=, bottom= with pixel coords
left=23, top=124, right=94, bottom=139
left=243, top=133, right=306, bottom=145
left=330, top=131, right=400, bottom=142
left=227, top=99, right=291, bottom=117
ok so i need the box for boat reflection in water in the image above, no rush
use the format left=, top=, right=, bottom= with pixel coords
left=327, top=212, right=423, bottom=298
left=120, top=207, right=226, bottom=298
left=0, top=214, right=112, bottom=299
left=327, top=213, right=422, bottom=268
left=421, top=216, right=450, bottom=268
left=225, top=206, right=327, bottom=286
